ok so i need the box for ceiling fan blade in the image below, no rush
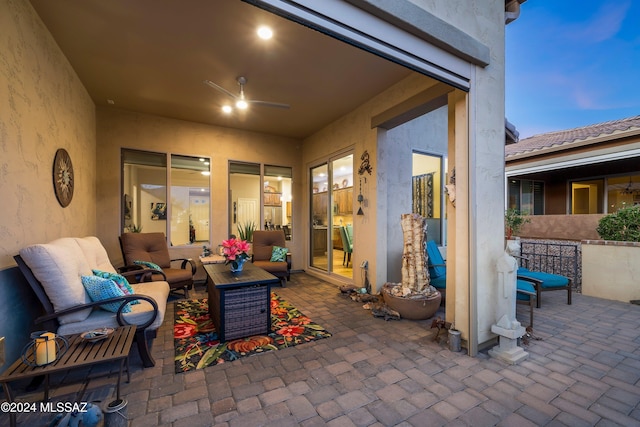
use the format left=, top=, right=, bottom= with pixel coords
left=203, top=80, right=237, bottom=99
left=248, top=99, right=290, bottom=109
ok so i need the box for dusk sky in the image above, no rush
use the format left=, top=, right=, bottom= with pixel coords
left=506, top=0, right=640, bottom=140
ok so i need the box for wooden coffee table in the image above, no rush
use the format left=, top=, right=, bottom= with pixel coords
left=204, top=262, right=279, bottom=341
left=0, top=325, right=135, bottom=427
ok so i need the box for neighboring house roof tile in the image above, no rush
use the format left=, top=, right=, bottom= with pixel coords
left=505, top=115, right=640, bottom=157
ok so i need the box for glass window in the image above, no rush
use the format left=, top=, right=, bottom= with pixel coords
left=412, top=152, right=443, bottom=245
left=508, top=179, right=544, bottom=215
left=122, top=150, right=211, bottom=245
left=571, top=179, right=603, bottom=214
left=607, top=174, right=640, bottom=213
left=170, top=155, right=210, bottom=245
left=264, top=165, right=293, bottom=237
left=229, top=162, right=261, bottom=239
left=122, top=149, right=167, bottom=235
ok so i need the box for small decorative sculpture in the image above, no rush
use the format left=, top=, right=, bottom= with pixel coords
left=445, top=167, right=456, bottom=207
left=358, top=150, right=372, bottom=175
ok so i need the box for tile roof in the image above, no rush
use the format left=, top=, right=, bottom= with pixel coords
left=505, top=115, right=640, bottom=157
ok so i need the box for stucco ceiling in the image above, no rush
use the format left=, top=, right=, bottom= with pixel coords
left=29, top=0, right=416, bottom=139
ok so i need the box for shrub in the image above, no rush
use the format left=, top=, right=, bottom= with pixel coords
left=505, top=209, right=530, bottom=240
left=596, top=205, right=640, bottom=242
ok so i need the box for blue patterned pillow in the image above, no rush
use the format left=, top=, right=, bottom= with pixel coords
left=92, top=270, right=135, bottom=294
left=81, top=276, right=132, bottom=313
left=133, top=260, right=163, bottom=271
left=270, top=246, right=288, bottom=262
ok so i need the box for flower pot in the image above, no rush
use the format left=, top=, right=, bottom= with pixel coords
left=229, top=258, right=247, bottom=273
left=381, top=284, right=441, bottom=320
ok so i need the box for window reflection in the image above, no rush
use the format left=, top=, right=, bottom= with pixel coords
left=170, top=155, right=210, bottom=245
left=122, top=149, right=211, bottom=246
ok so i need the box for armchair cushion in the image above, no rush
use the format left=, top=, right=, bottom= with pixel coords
left=120, top=232, right=171, bottom=268
left=270, top=246, right=288, bottom=262
left=81, top=275, right=133, bottom=313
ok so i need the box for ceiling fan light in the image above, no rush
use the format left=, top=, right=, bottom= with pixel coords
left=221, top=105, right=233, bottom=114
left=236, top=99, right=248, bottom=110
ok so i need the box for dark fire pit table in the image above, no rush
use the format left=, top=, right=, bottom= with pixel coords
left=204, top=262, right=279, bottom=342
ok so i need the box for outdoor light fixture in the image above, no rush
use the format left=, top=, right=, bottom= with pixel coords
left=21, top=331, right=68, bottom=367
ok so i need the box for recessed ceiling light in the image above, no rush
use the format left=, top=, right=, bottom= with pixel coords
left=199, top=158, right=205, bottom=162
left=222, top=105, right=233, bottom=114
left=107, top=99, right=115, bottom=105
left=257, top=26, right=273, bottom=40
left=201, top=171, right=210, bottom=176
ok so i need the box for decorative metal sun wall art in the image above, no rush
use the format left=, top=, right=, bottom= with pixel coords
left=53, top=148, right=74, bottom=207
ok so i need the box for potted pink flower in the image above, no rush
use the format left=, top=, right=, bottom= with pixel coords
left=221, top=238, right=251, bottom=272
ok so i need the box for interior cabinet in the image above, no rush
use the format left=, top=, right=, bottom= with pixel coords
left=263, top=191, right=282, bottom=206
left=313, top=227, right=327, bottom=256
left=333, top=227, right=343, bottom=250
left=312, top=191, right=328, bottom=223
left=333, top=187, right=353, bottom=214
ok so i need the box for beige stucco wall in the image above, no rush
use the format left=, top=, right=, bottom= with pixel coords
left=582, top=241, right=640, bottom=303
left=0, top=0, right=96, bottom=269
left=406, top=0, right=507, bottom=350
left=302, top=74, right=442, bottom=288
left=95, top=107, right=303, bottom=269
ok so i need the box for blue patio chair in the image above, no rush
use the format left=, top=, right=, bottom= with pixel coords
left=516, top=256, right=572, bottom=308
left=426, top=240, right=446, bottom=301
left=516, top=277, right=537, bottom=327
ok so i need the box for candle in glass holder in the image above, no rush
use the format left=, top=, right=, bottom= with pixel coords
left=35, top=332, right=57, bottom=365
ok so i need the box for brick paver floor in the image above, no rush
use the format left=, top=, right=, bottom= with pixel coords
left=5, top=272, right=640, bottom=426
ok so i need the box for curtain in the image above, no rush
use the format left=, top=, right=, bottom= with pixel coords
left=412, top=173, right=434, bottom=218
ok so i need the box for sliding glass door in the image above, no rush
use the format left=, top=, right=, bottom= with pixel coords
left=310, top=153, right=353, bottom=279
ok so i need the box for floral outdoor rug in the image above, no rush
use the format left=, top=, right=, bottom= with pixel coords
left=174, top=293, right=332, bottom=373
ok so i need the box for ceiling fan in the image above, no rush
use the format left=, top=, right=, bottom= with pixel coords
left=203, top=76, right=290, bottom=111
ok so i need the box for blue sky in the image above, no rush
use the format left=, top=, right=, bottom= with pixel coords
left=506, top=0, right=640, bottom=139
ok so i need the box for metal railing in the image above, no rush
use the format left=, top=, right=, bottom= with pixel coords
left=519, top=240, right=581, bottom=287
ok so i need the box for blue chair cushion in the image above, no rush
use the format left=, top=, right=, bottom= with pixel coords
left=516, top=279, right=535, bottom=301
left=426, top=240, right=446, bottom=278
left=518, top=268, right=569, bottom=288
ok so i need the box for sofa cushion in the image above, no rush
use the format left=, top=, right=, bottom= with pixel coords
left=81, top=275, right=132, bottom=313
left=58, top=280, right=170, bottom=336
left=76, top=236, right=118, bottom=273
left=270, top=246, right=288, bottom=262
left=19, top=237, right=92, bottom=324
